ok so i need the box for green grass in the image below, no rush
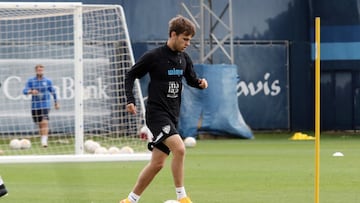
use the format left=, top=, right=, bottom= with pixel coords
left=0, top=132, right=360, bottom=203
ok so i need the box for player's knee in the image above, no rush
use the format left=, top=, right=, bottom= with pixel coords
left=150, top=160, right=165, bottom=171
left=172, top=145, right=186, bottom=157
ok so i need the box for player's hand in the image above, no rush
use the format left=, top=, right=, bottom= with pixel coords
left=29, top=89, right=39, bottom=95
left=54, top=102, right=60, bottom=110
left=199, top=78, right=208, bottom=89
left=126, top=103, right=137, bottom=115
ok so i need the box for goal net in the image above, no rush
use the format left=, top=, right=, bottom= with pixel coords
left=0, top=2, right=150, bottom=163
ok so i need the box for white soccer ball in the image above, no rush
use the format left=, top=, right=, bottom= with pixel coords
left=164, top=200, right=179, bottom=203
left=108, top=146, right=121, bottom=154
left=120, top=146, right=134, bottom=154
left=20, top=139, right=31, bottom=149
left=139, top=125, right=153, bottom=142
left=84, top=140, right=100, bottom=153
left=9, top=139, right=21, bottom=150
left=184, top=137, right=197, bottom=148
left=84, top=140, right=94, bottom=151
left=94, top=146, right=108, bottom=154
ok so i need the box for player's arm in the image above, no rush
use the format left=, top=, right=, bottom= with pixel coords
left=125, top=52, right=152, bottom=114
left=48, top=80, right=59, bottom=109
left=183, top=53, right=208, bottom=89
left=23, top=79, right=37, bottom=95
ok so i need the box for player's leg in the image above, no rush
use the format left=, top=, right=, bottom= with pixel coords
left=120, top=148, right=168, bottom=203
left=132, top=147, right=168, bottom=194
left=39, top=109, right=50, bottom=147
left=39, top=119, right=49, bottom=147
left=32, top=109, right=45, bottom=147
left=163, top=134, right=185, bottom=187
left=163, top=134, right=192, bottom=203
left=0, top=176, right=8, bottom=197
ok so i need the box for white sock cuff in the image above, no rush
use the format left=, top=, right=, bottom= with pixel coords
left=176, top=186, right=185, bottom=191
left=128, top=192, right=140, bottom=203
left=176, top=186, right=187, bottom=199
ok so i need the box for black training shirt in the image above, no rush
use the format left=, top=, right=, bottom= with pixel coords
left=125, top=44, right=202, bottom=123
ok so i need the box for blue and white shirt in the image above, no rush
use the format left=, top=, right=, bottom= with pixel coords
left=23, top=76, right=57, bottom=110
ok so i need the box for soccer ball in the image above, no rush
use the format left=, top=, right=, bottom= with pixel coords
left=184, top=137, right=196, bottom=148
left=164, top=200, right=179, bottom=203
left=108, top=146, right=121, bottom=154
left=9, top=139, right=21, bottom=150
left=120, top=146, right=134, bottom=154
left=20, top=139, right=31, bottom=149
left=94, top=146, right=108, bottom=154
left=139, top=125, right=153, bottom=142
left=84, top=140, right=100, bottom=153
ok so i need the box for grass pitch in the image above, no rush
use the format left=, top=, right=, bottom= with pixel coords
left=0, top=132, right=359, bottom=203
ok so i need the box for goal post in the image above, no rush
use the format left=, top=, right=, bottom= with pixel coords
left=0, top=2, right=150, bottom=163
left=73, top=3, right=84, bottom=155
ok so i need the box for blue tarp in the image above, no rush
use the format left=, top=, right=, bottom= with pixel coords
left=179, top=64, right=253, bottom=139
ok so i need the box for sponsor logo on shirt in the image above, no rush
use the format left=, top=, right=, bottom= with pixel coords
left=168, top=68, right=183, bottom=76
left=167, top=81, right=180, bottom=98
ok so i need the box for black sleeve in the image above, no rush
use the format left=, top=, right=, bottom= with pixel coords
left=125, top=52, right=153, bottom=104
left=183, top=53, right=202, bottom=89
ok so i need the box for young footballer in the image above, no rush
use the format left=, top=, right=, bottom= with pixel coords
left=121, top=15, right=208, bottom=203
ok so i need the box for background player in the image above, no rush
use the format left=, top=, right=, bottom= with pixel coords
left=23, top=64, right=59, bottom=147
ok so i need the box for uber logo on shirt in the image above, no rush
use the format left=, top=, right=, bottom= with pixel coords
left=168, top=68, right=183, bottom=76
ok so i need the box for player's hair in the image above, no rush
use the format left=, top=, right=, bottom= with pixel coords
left=34, top=64, right=44, bottom=70
left=168, top=15, right=195, bottom=37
